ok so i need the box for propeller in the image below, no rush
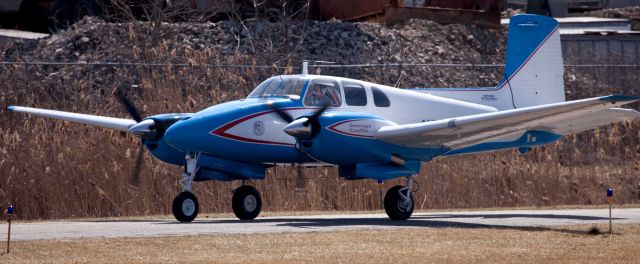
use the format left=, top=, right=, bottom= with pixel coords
left=269, top=102, right=330, bottom=193
left=114, top=89, right=188, bottom=188
left=281, top=103, right=330, bottom=140
left=113, top=88, right=150, bottom=188
left=267, top=102, right=294, bottom=123
left=129, top=146, right=145, bottom=188
left=294, top=165, right=306, bottom=193
left=115, top=89, right=142, bottom=122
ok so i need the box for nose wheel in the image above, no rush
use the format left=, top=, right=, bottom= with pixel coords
left=172, top=191, right=199, bottom=222
left=172, top=153, right=200, bottom=222
left=232, top=185, right=262, bottom=220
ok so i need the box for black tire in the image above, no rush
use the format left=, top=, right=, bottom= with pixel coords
left=232, top=185, right=262, bottom=220
left=172, top=191, right=199, bottom=222
left=384, top=185, right=414, bottom=220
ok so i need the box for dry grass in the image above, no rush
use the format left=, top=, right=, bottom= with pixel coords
left=2, top=224, right=639, bottom=263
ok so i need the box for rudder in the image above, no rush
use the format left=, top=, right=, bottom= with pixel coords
left=501, top=14, right=565, bottom=108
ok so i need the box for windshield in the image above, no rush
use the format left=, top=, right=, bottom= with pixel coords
left=247, top=76, right=307, bottom=99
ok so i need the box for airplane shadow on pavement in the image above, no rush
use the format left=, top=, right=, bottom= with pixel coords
left=151, top=212, right=620, bottom=235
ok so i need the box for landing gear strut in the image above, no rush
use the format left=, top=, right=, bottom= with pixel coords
left=173, top=153, right=200, bottom=222
left=384, top=176, right=414, bottom=220
left=171, top=153, right=265, bottom=222
left=232, top=185, right=262, bottom=220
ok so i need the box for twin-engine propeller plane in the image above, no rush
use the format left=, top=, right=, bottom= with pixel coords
left=7, top=14, right=640, bottom=222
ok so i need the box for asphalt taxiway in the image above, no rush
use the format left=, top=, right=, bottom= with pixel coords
left=3, top=208, right=639, bottom=241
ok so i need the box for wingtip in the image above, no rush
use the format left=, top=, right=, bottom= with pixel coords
left=600, top=95, right=640, bottom=102
left=7, top=106, right=16, bottom=112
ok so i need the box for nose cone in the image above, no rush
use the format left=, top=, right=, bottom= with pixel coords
left=128, top=119, right=157, bottom=140
left=283, top=117, right=312, bottom=139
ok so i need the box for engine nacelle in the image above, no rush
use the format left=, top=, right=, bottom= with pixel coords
left=295, top=111, right=431, bottom=180
left=143, top=113, right=191, bottom=165
left=298, top=111, right=399, bottom=165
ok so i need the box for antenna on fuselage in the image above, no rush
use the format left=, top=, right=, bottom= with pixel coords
left=302, top=61, right=308, bottom=75
left=302, top=60, right=335, bottom=76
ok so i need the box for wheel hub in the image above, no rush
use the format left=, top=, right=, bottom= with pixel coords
left=182, top=199, right=195, bottom=216
left=397, top=200, right=412, bottom=213
left=243, top=195, right=257, bottom=212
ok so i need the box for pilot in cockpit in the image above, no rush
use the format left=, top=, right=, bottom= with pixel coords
left=310, top=85, right=336, bottom=106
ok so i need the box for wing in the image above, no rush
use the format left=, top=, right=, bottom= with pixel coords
left=375, top=95, right=640, bottom=149
left=7, top=106, right=137, bottom=132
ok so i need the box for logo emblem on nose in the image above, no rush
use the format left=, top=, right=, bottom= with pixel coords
left=253, top=121, right=265, bottom=136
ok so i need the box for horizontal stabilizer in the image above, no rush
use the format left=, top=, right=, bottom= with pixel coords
left=548, top=108, right=640, bottom=135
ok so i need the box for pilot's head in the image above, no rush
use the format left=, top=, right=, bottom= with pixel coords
left=313, top=85, right=324, bottom=98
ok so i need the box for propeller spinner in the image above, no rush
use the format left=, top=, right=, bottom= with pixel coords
left=270, top=103, right=329, bottom=140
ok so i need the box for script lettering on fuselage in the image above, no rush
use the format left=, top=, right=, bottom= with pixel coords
left=328, top=119, right=396, bottom=139
left=481, top=94, right=498, bottom=102
left=348, top=123, right=372, bottom=134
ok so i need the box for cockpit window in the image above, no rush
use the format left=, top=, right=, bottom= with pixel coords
left=247, top=76, right=307, bottom=100
left=304, top=79, right=342, bottom=107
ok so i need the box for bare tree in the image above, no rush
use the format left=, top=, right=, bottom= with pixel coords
left=106, top=0, right=215, bottom=47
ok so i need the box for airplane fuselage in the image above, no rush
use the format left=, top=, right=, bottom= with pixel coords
left=156, top=74, right=500, bottom=168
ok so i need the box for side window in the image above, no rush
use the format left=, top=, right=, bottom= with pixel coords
left=304, top=79, right=342, bottom=107
left=371, top=86, right=390, bottom=107
left=341, top=81, right=367, bottom=106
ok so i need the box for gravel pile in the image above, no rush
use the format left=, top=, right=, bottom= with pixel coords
left=1, top=16, right=506, bottom=89
left=575, top=6, right=640, bottom=30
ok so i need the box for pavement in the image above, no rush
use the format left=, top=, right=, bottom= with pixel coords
left=2, top=208, right=639, bottom=241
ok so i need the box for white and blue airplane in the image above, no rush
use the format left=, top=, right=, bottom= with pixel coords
left=8, top=14, right=640, bottom=222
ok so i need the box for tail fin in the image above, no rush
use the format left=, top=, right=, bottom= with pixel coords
left=501, top=14, right=565, bottom=108
left=412, top=14, right=565, bottom=110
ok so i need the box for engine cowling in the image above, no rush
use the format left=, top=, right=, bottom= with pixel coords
left=294, top=111, right=399, bottom=165
left=141, top=113, right=191, bottom=165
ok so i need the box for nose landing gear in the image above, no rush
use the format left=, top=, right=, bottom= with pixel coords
left=172, top=191, right=199, bottom=222
left=171, top=153, right=264, bottom=222
left=172, top=153, right=200, bottom=222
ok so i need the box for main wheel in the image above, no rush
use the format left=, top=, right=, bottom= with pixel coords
left=172, top=191, right=199, bottom=222
left=232, top=185, right=262, bottom=220
left=384, top=185, right=414, bottom=220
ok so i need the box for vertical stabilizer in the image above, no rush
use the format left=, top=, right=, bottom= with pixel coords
left=411, top=14, right=565, bottom=110
left=501, top=14, right=565, bottom=108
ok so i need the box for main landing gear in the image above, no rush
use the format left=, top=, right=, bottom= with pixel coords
left=232, top=185, right=262, bottom=220
left=384, top=176, right=415, bottom=220
left=171, top=153, right=263, bottom=222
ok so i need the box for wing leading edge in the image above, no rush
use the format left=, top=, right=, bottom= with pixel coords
left=375, top=95, right=640, bottom=150
left=7, top=106, right=137, bottom=132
